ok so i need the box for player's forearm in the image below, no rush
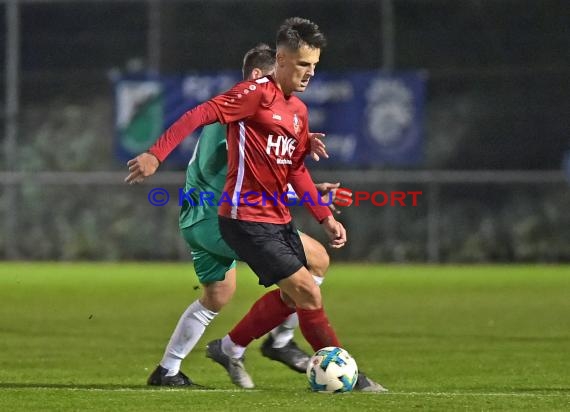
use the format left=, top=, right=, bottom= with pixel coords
left=289, top=166, right=333, bottom=223
left=148, top=102, right=219, bottom=162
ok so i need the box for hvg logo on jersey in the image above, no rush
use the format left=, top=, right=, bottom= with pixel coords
left=266, top=134, right=296, bottom=165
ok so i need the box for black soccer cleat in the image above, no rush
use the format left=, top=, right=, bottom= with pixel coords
left=260, top=335, right=311, bottom=373
left=147, top=365, right=197, bottom=387
left=353, top=372, right=389, bottom=392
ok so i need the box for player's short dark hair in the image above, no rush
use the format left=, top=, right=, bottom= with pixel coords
left=242, top=43, right=276, bottom=80
left=276, top=17, right=327, bottom=50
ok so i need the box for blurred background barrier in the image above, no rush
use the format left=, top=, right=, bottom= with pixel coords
left=114, top=71, right=426, bottom=167
left=1, top=170, right=568, bottom=262
left=1, top=0, right=569, bottom=261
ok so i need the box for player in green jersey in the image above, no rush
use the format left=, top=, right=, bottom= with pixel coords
left=147, top=44, right=338, bottom=387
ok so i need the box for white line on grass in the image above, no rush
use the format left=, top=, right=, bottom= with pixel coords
left=1, top=388, right=568, bottom=397
left=1, top=387, right=260, bottom=393
left=387, top=392, right=569, bottom=398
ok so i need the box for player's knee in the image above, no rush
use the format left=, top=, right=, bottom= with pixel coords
left=279, top=290, right=296, bottom=308
left=291, top=281, right=322, bottom=310
left=200, top=283, right=236, bottom=312
left=307, top=246, right=330, bottom=278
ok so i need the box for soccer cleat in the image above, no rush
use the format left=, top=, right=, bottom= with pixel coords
left=147, top=365, right=197, bottom=387
left=354, top=372, right=389, bottom=393
left=260, top=335, right=311, bottom=373
left=205, top=339, right=255, bottom=389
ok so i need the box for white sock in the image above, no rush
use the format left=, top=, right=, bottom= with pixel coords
left=270, top=313, right=298, bottom=348
left=160, top=300, right=217, bottom=376
left=270, top=275, right=324, bottom=348
left=221, top=335, right=246, bottom=359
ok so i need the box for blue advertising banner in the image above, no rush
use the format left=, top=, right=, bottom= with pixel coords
left=114, top=71, right=425, bottom=167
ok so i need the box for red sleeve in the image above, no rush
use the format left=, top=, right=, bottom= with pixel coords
left=148, top=80, right=263, bottom=162
left=208, top=80, right=263, bottom=124
left=148, top=101, right=219, bottom=162
left=289, top=165, right=333, bottom=223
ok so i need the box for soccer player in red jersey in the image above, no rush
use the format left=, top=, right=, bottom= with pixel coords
left=126, top=17, right=386, bottom=392
left=144, top=44, right=336, bottom=388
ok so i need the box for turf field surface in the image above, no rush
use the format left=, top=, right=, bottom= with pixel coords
left=1, top=263, right=569, bottom=411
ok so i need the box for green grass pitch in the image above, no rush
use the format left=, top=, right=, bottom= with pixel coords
left=1, top=263, right=569, bottom=411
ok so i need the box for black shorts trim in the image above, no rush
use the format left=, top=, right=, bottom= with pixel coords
left=218, top=216, right=307, bottom=287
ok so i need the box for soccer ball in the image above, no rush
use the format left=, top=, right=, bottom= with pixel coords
left=306, top=346, right=358, bottom=393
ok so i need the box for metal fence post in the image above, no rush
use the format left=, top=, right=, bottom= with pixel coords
left=147, top=0, right=161, bottom=74
left=381, top=0, right=395, bottom=71
left=4, top=0, right=20, bottom=259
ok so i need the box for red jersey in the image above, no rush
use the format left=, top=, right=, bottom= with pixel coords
left=149, top=76, right=332, bottom=225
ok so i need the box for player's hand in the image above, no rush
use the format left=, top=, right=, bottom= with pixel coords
left=315, top=182, right=341, bottom=214
left=309, top=132, right=328, bottom=161
left=321, top=216, right=347, bottom=249
left=124, top=152, right=160, bottom=184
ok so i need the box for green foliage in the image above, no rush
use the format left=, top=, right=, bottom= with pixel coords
left=19, top=99, right=114, bottom=172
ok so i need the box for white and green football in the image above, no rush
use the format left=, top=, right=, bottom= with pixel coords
left=306, top=346, right=358, bottom=393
